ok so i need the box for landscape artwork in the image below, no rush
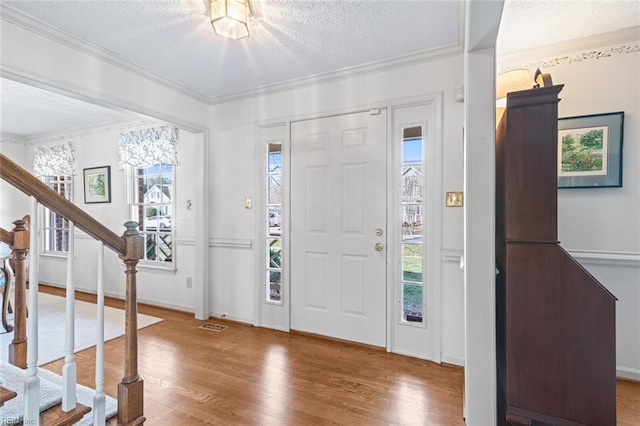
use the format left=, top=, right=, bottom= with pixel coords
left=557, top=111, right=623, bottom=189
left=84, top=166, right=111, bottom=203
left=558, top=125, right=608, bottom=177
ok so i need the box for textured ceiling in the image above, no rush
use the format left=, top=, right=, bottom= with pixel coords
left=498, top=0, right=639, bottom=53
left=2, top=0, right=460, bottom=99
left=1, top=0, right=638, bottom=138
left=0, top=79, right=134, bottom=137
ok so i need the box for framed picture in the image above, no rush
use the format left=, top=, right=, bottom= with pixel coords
left=558, top=112, right=624, bottom=188
left=83, top=166, right=111, bottom=203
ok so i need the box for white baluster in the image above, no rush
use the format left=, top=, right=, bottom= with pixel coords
left=62, top=221, right=77, bottom=411
left=93, top=242, right=106, bottom=426
left=24, top=197, right=40, bottom=425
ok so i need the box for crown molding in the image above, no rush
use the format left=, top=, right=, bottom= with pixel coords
left=1, top=3, right=466, bottom=108
left=22, top=118, right=164, bottom=146
left=0, top=5, right=210, bottom=104
left=209, top=42, right=463, bottom=105
left=209, top=0, right=465, bottom=105
left=498, top=26, right=640, bottom=71
left=26, top=117, right=161, bottom=144
left=0, top=134, right=29, bottom=145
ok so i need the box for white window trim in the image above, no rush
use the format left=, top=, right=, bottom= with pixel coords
left=41, top=174, right=73, bottom=255
left=128, top=164, right=177, bottom=270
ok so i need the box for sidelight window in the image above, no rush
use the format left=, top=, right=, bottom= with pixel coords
left=400, top=126, right=424, bottom=323
left=266, top=142, right=283, bottom=303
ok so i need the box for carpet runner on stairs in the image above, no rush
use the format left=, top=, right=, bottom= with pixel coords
left=0, top=360, right=117, bottom=425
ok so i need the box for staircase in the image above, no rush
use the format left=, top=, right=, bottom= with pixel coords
left=0, top=152, right=146, bottom=425
left=1, top=384, right=17, bottom=406
left=1, top=359, right=105, bottom=425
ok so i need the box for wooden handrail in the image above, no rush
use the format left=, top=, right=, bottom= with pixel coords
left=0, top=227, right=13, bottom=247
left=0, top=153, right=126, bottom=255
left=2, top=154, right=146, bottom=424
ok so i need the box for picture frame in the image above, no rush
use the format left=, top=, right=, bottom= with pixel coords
left=558, top=112, right=624, bottom=188
left=83, top=166, right=111, bottom=203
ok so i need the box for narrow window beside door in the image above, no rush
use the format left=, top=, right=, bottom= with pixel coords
left=401, top=126, right=424, bottom=323
left=266, top=142, right=283, bottom=303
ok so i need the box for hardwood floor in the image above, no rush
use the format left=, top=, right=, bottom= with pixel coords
left=39, top=286, right=640, bottom=425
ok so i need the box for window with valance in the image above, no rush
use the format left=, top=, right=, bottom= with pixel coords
left=118, top=125, right=178, bottom=169
left=119, top=126, right=178, bottom=267
left=33, top=141, right=76, bottom=253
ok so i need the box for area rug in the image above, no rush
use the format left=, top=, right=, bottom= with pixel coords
left=0, top=359, right=117, bottom=425
left=0, top=292, right=162, bottom=366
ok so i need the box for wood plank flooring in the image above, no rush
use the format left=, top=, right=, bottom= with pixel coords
left=39, top=286, right=640, bottom=425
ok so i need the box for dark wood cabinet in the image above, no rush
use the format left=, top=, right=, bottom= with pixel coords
left=496, top=85, right=617, bottom=425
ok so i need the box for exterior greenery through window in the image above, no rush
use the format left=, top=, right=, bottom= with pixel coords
left=43, top=175, right=72, bottom=252
left=401, top=126, right=424, bottom=323
left=130, top=164, right=174, bottom=265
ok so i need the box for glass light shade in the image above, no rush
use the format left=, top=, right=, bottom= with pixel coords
left=211, top=0, right=249, bottom=40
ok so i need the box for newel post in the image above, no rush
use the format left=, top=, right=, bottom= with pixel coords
left=117, top=221, right=145, bottom=425
left=8, top=218, right=29, bottom=369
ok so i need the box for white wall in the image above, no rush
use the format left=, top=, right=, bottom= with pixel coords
left=555, top=50, right=640, bottom=380
left=6, top=2, right=633, bottom=382
left=2, top=10, right=211, bottom=314
left=31, top=126, right=201, bottom=312
left=0, top=9, right=209, bottom=131
left=500, top=34, right=640, bottom=379
left=209, top=54, right=467, bottom=361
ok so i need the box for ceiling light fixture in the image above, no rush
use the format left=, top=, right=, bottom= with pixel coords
left=211, top=0, right=250, bottom=40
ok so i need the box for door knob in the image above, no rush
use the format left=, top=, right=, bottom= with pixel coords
left=374, top=243, right=384, bottom=252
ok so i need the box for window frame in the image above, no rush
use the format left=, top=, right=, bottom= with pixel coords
left=265, top=141, right=283, bottom=305
left=42, top=174, right=73, bottom=255
left=399, top=127, right=427, bottom=328
left=128, top=163, right=176, bottom=270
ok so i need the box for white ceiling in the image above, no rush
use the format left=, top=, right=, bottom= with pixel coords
left=1, top=0, right=638, bottom=139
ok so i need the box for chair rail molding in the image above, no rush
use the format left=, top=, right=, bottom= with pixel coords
left=567, top=249, right=640, bottom=268
left=209, top=238, right=253, bottom=249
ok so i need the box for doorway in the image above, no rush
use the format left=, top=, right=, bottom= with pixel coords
left=289, top=109, right=388, bottom=347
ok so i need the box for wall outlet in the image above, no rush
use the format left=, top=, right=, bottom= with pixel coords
left=186, top=277, right=193, bottom=288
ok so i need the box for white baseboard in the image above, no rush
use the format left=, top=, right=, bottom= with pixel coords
left=617, top=366, right=640, bottom=381
left=441, top=354, right=465, bottom=366
left=209, top=311, right=253, bottom=325
left=39, top=281, right=194, bottom=314
left=135, top=296, right=192, bottom=314
left=258, top=323, right=289, bottom=332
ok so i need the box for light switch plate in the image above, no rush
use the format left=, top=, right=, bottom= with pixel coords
left=446, top=191, right=463, bottom=207
left=245, top=197, right=252, bottom=209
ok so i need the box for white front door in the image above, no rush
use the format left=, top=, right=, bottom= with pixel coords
left=290, top=110, right=387, bottom=347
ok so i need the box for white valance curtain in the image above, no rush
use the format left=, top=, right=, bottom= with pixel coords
left=33, top=141, right=76, bottom=177
left=118, top=125, right=179, bottom=168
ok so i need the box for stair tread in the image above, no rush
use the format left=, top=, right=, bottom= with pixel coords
left=0, top=385, right=18, bottom=405
left=41, top=402, right=92, bottom=426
